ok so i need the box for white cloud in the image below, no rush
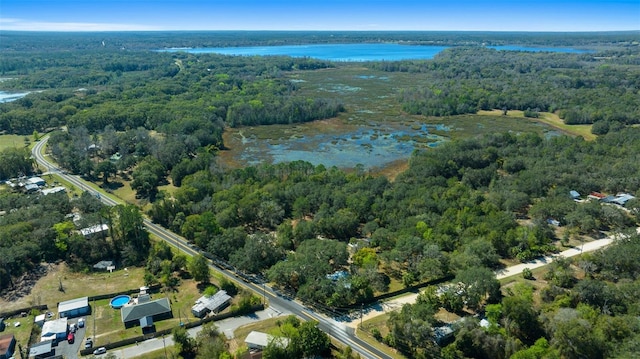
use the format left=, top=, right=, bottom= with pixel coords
left=0, top=18, right=162, bottom=32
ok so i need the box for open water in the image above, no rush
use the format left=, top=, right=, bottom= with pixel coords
left=159, top=43, right=593, bottom=61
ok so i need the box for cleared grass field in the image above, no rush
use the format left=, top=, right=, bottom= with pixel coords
left=477, top=110, right=595, bottom=140
left=0, top=134, right=30, bottom=150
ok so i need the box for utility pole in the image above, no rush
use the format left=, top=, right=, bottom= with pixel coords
left=262, top=283, right=266, bottom=306
left=163, top=335, right=167, bottom=359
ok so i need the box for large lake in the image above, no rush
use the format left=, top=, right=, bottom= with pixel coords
left=160, top=43, right=593, bottom=61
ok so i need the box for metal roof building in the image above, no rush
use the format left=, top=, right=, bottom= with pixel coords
left=58, top=297, right=90, bottom=318
left=28, top=340, right=53, bottom=358
left=41, top=318, right=67, bottom=343
left=191, top=290, right=231, bottom=318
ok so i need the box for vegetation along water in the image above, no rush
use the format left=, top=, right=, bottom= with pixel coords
left=1, top=31, right=640, bottom=359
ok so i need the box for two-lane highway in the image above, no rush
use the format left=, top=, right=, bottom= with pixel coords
left=32, top=135, right=392, bottom=359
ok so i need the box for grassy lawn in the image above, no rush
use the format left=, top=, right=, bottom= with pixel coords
left=357, top=314, right=407, bottom=359
left=233, top=316, right=284, bottom=342
left=1, top=314, right=38, bottom=353
left=0, top=134, right=30, bottom=150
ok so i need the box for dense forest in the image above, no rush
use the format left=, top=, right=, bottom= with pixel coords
left=373, top=47, right=640, bottom=127
left=383, top=236, right=640, bottom=359
left=1, top=31, right=637, bottom=51
left=1, top=32, right=640, bottom=358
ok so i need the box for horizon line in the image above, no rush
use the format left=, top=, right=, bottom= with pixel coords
left=2, top=29, right=639, bottom=33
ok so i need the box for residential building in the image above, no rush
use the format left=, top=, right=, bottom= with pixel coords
left=121, top=297, right=172, bottom=328
left=0, top=334, right=16, bottom=359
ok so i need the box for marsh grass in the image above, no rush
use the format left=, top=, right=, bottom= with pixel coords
left=219, top=65, right=561, bottom=174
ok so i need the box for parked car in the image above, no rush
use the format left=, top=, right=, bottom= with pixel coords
left=93, top=347, right=106, bottom=355
left=69, top=323, right=76, bottom=333
left=67, top=332, right=75, bottom=344
left=84, top=338, right=93, bottom=349
left=78, top=318, right=85, bottom=328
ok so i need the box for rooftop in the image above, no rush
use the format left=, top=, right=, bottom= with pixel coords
left=58, top=297, right=89, bottom=313
left=41, top=318, right=67, bottom=340
left=80, top=224, right=109, bottom=237
left=193, top=290, right=231, bottom=313
left=0, top=334, right=14, bottom=355
left=121, top=297, right=171, bottom=323
left=245, top=331, right=289, bottom=349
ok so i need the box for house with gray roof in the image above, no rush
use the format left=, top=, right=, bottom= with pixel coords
left=121, top=297, right=172, bottom=328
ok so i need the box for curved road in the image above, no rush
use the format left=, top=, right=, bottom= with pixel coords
left=32, top=136, right=391, bottom=359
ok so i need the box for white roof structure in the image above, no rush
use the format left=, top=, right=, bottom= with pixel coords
left=245, top=331, right=289, bottom=350
left=80, top=224, right=109, bottom=237
left=26, top=177, right=45, bottom=186
left=58, top=297, right=89, bottom=314
left=34, top=314, right=45, bottom=324
left=41, top=186, right=66, bottom=195
left=192, top=290, right=231, bottom=315
left=41, top=318, right=67, bottom=342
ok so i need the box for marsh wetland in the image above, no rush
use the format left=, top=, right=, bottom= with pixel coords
left=219, top=65, right=563, bottom=173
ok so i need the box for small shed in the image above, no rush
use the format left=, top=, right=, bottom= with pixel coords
left=41, top=318, right=67, bottom=343
left=569, top=190, right=580, bottom=199
left=28, top=340, right=53, bottom=359
left=93, top=260, right=115, bottom=271
left=58, top=297, right=90, bottom=318
left=34, top=314, right=46, bottom=327
left=0, top=334, right=16, bottom=359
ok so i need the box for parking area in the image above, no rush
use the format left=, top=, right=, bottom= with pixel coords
left=52, top=317, right=88, bottom=359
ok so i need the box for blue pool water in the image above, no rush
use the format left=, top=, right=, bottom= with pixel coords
left=110, top=295, right=131, bottom=309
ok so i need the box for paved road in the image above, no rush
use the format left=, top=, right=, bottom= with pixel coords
left=349, top=229, right=630, bottom=325
left=32, top=136, right=391, bottom=359
left=108, top=307, right=285, bottom=359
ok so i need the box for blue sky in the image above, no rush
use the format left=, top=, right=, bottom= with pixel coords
left=1, top=0, right=638, bottom=32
